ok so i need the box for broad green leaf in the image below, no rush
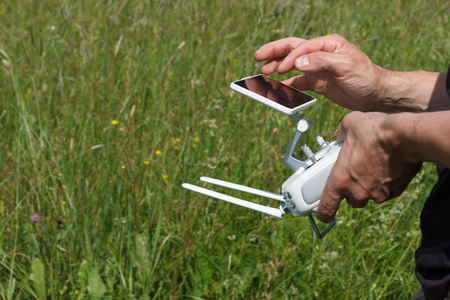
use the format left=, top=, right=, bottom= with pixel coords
left=88, top=267, right=106, bottom=298
left=76, top=260, right=89, bottom=290
left=30, top=258, right=46, bottom=300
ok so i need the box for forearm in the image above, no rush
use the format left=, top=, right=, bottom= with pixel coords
left=377, top=70, right=449, bottom=113
left=385, top=111, right=450, bottom=167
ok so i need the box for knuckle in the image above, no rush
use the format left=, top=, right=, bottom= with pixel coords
left=341, top=114, right=352, bottom=127
left=287, top=37, right=303, bottom=48
left=329, top=33, right=346, bottom=42
left=346, top=195, right=368, bottom=208
left=340, top=55, right=356, bottom=71
left=371, top=197, right=385, bottom=204
left=371, top=186, right=391, bottom=204
left=320, top=206, right=336, bottom=219
left=353, top=190, right=370, bottom=202
left=329, top=173, right=348, bottom=193
left=371, top=193, right=389, bottom=204
left=341, top=111, right=362, bottom=127
left=345, top=187, right=370, bottom=208
left=311, top=51, right=327, bottom=62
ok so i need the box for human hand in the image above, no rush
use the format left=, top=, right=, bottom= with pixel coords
left=316, top=111, right=422, bottom=223
left=254, top=34, right=389, bottom=112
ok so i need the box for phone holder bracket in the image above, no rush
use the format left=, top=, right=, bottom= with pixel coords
left=282, top=113, right=314, bottom=172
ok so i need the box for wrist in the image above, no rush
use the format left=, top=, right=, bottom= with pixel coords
left=381, top=113, right=420, bottom=163
left=378, top=70, right=449, bottom=113
left=377, top=70, right=423, bottom=112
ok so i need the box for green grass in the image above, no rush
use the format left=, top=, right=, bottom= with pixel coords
left=0, top=0, right=449, bottom=298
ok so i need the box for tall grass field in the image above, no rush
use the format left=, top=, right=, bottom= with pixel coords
left=0, top=0, right=449, bottom=298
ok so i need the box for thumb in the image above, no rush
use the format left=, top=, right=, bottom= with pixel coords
left=295, top=51, right=349, bottom=75
left=334, top=124, right=346, bottom=142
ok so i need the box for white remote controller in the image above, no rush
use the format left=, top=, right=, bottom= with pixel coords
left=182, top=75, right=342, bottom=238
left=281, top=141, right=342, bottom=217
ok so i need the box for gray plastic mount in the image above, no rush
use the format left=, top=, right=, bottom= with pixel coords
left=282, top=113, right=313, bottom=172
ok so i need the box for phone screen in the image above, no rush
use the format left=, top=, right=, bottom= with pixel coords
left=233, top=75, right=315, bottom=108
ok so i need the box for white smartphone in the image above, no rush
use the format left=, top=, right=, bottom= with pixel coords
left=230, top=74, right=316, bottom=115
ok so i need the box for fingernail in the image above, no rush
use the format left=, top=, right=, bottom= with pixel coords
left=295, top=56, right=310, bottom=68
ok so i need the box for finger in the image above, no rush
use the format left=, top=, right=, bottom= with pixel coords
left=277, top=34, right=349, bottom=73
left=281, top=75, right=309, bottom=91
left=294, top=51, right=351, bottom=75
left=254, top=37, right=305, bottom=62
left=317, top=177, right=344, bottom=223
left=345, top=194, right=369, bottom=208
left=260, top=59, right=284, bottom=75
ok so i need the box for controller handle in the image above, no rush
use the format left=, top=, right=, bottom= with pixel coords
left=281, top=142, right=342, bottom=217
